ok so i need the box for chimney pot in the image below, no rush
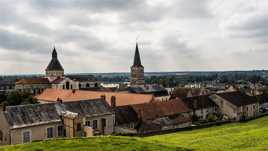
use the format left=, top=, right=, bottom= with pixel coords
left=111, top=96, right=116, bottom=108
left=100, top=95, right=106, bottom=100
left=57, top=98, right=63, bottom=103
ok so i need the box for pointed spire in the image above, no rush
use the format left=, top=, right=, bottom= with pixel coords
left=133, top=43, right=142, bottom=67
left=52, top=47, right=57, bottom=58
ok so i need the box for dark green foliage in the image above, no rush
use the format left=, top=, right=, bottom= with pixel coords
left=5, top=91, right=38, bottom=106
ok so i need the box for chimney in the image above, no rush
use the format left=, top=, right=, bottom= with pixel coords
left=72, top=89, right=76, bottom=94
left=100, top=95, right=106, bottom=100
left=2, top=102, right=7, bottom=111
left=111, top=96, right=116, bottom=108
left=193, top=99, right=197, bottom=109
left=57, top=98, right=63, bottom=103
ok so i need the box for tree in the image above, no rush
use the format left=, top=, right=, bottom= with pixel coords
left=5, top=91, right=38, bottom=106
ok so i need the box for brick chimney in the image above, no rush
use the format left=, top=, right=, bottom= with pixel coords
left=100, top=95, right=106, bottom=101
left=72, top=89, right=76, bottom=94
left=111, top=96, right=116, bottom=108
left=57, top=97, right=63, bottom=103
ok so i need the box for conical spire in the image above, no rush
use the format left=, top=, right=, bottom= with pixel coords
left=52, top=47, right=57, bottom=58
left=133, top=43, right=142, bottom=67
left=46, top=47, right=64, bottom=71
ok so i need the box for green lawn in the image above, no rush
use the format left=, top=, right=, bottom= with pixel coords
left=2, top=116, right=268, bottom=151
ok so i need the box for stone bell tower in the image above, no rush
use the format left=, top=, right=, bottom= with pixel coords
left=130, top=43, right=145, bottom=86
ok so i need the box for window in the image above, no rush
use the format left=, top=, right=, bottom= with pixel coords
left=66, top=82, right=70, bottom=90
left=94, top=83, right=98, bottom=88
left=47, top=127, right=54, bottom=139
left=101, top=118, right=106, bottom=128
left=93, top=120, right=98, bottom=129
left=58, top=126, right=65, bottom=137
left=85, top=121, right=90, bottom=126
left=22, top=131, right=31, bottom=143
left=77, top=123, right=82, bottom=131
left=0, top=130, right=3, bottom=141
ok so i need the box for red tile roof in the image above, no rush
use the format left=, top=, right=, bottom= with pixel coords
left=36, top=88, right=154, bottom=106
left=131, top=98, right=190, bottom=121
left=16, top=78, right=50, bottom=85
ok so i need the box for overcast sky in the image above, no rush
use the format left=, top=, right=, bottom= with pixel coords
left=0, top=0, right=267, bottom=74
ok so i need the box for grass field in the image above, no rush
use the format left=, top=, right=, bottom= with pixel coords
left=2, top=116, right=268, bottom=151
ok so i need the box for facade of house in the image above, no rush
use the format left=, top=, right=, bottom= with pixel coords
left=66, top=75, right=101, bottom=90
left=130, top=43, right=145, bottom=86
left=210, top=91, right=259, bottom=121
left=51, top=77, right=79, bottom=90
left=256, top=93, right=268, bottom=111
left=0, top=99, right=114, bottom=145
left=182, top=95, right=219, bottom=121
left=15, top=78, right=51, bottom=95
left=128, top=84, right=170, bottom=101
left=0, top=81, right=15, bottom=93
left=171, top=87, right=210, bottom=99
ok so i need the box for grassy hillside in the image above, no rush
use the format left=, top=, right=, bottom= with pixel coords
left=2, top=116, right=268, bottom=151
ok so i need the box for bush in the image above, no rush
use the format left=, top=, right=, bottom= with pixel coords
left=207, top=114, right=217, bottom=122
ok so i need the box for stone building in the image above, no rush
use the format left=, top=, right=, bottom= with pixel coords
left=15, top=78, right=51, bottom=95
left=0, top=99, right=114, bottom=145
left=210, top=91, right=259, bottom=121
left=182, top=95, right=219, bottom=121
left=45, top=47, right=64, bottom=81
left=130, top=43, right=145, bottom=86
left=114, top=98, right=192, bottom=134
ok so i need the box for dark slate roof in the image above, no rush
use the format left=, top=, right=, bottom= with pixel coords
left=57, top=99, right=113, bottom=117
left=132, top=43, right=143, bottom=67
left=4, top=99, right=112, bottom=129
left=128, top=85, right=169, bottom=97
left=216, top=91, right=258, bottom=107
left=66, top=75, right=98, bottom=82
left=4, top=103, right=61, bottom=129
left=46, top=48, right=64, bottom=71
left=114, top=105, right=139, bottom=125
left=182, top=95, right=217, bottom=110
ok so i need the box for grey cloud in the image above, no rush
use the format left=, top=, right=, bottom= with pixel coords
left=161, top=34, right=200, bottom=58
left=30, top=0, right=141, bottom=12
left=0, top=29, right=49, bottom=53
left=227, top=14, right=268, bottom=42
left=173, top=0, right=212, bottom=18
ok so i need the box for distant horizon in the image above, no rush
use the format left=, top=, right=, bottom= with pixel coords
left=1, top=69, right=267, bottom=76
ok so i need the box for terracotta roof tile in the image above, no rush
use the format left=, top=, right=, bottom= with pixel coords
left=16, top=78, right=50, bottom=85
left=131, top=98, right=190, bottom=121
left=36, top=88, right=154, bottom=106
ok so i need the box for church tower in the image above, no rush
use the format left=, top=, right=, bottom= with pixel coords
left=45, top=47, right=64, bottom=80
left=130, top=43, right=145, bottom=86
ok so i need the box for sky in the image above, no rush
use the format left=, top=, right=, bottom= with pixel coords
left=0, top=0, right=267, bottom=74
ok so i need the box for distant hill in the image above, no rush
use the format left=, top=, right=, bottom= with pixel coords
left=2, top=116, right=268, bottom=151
